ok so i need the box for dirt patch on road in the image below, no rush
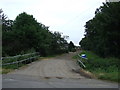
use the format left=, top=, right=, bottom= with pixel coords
left=8, top=51, right=89, bottom=79
left=79, top=68, right=96, bottom=79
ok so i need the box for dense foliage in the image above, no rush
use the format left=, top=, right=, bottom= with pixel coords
left=78, top=51, right=119, bottom=82
left=68, top=41, right=76, bottom=52
left=79, top=2, right=120, bottom=58
left=2, top=12, right=69, bottom=56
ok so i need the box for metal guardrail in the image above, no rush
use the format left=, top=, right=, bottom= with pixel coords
left=1, top=52, right=40, bottom=66
left=77, top=59, right=86, bottom=68
left=1, top=52, right=39, bottom=60
left=2, top=56, right=39, bottom=66
left=77, top=54, right=86, bottom=68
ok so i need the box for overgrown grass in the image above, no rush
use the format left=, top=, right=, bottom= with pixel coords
left=2, top=68, right=14, bottom=74
left=74, top=50, right=119, bottom=82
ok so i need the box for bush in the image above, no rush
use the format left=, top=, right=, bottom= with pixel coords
left=77, top=51, right=119, bottom=82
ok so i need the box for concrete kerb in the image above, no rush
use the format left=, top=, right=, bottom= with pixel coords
left=72, top=68, right=96, bottom=79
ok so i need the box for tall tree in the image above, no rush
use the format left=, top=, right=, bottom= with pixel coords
left=2, top=12, right=69, bottom=56
left=79, top=2, right=120, bottom=58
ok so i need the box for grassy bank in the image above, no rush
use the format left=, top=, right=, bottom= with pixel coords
left=74, top=51, right=119, bottom=82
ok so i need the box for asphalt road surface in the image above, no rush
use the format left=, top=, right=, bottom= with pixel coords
left=2, top=52, right=119, bottom=88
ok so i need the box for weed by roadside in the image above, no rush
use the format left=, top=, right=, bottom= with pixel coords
left=73, top=51, right=119, bottom=82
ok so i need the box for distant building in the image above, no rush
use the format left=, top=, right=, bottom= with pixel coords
left=106, top=0, right=120, bottom=2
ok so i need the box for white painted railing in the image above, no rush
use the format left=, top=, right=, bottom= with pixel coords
left=77, top=54, right=86, bottom=68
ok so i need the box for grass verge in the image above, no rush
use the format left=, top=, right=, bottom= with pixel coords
left=73, top=50, right=119, bottom=82
left=2, top=68, right=14, bottom=74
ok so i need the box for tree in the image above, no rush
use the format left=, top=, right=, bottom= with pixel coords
left=79, top=2, right=120, bottom=58
left=50, top=31, right=68, bottom=54
left=0, top=9, right=13, bottom=31
left=2, top=12, right=69, bottom=56
left=68, top=41, right=76, bottom=52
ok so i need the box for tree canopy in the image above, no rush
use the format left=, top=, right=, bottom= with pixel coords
left=79, top=2, right=120, bottom=58
left=2, top=12, right=69, bottom=56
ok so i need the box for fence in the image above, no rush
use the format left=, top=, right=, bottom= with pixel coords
left=1, top=52, right=40, bottom=68
left=77, top=54, right=86, bottom=68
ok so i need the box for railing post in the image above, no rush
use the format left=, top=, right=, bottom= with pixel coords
left=2, top=52, right=40, bottom=68
left=17, top=60, right=19, bottom=69
left=77, top=54, right=86, bottom=68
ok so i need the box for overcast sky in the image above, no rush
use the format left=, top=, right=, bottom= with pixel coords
left=1, top=0, right=105, bottom=46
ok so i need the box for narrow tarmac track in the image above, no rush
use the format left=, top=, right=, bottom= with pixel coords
left=2, top=51, right=119, bottom=88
